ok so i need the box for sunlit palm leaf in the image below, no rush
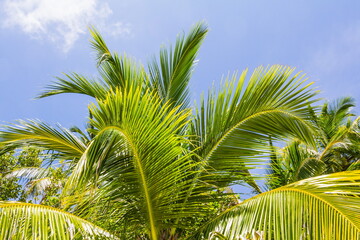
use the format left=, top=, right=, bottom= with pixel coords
left=0, top=120, right=86, bottom=159
left=193, top=65, right=318, bottom=189
left=38, top=73, right=109, bottom=98
left=195, top=171, right=360, bottom=240
left=7, top=167, right=49, bottom=179
left=0, top=202, right=116, bottom=239
left=64, top=86, right=204, bottom=240
left=38, top=28, right=146, bottom=100
left=149, top=22, right=208, bottom=110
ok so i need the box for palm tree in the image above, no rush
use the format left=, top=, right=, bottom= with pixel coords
left=0, top=23, right=359, bottom=239
left=268, top=97, right=360, bottom=189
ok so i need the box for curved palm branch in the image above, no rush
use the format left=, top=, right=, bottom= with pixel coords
left=0, top=202, right=116, bottom=239
left=38, top=73, right=109, bottom=99
left=0, top=120, right=86, bottom=159
left=148, top=22, right=208, bottom=110
left=24, top=177, right=53, bottom=199
left=38, top=28, right=145, bottom=100
left=63, top=87, right=205, bottom=240
left=195, top=170, right=360, bottom=240
left=193, top=65, right=318, bottom=189
left=7, top=167, right=50, bottom=180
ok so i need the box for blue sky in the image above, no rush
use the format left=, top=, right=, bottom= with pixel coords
left=1, top=0, right=360, bottom=130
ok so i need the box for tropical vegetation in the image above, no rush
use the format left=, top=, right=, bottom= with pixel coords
left=0, top=22, right=359, bottom=240
left=268, top=97, right=360, bottom=189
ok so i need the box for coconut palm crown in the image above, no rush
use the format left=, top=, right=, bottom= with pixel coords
left=0, top=22, right=359, bottom=240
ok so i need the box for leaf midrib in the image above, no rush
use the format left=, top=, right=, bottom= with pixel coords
left=204, top=109, right=309, bottom=162
left=98, top=126, right=158, bottom=240
left=4, top=135, right=85, bottom=155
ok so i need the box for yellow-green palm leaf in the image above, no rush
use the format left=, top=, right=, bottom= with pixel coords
left=0, top=202, right=116, bottom=239
left=195, top=171, right=360, bottom=240
left=0, top=120, right=86, bottom=159
left=63, top=86, right=204, bottom=240
left=193, top=65, right=318, bottom=190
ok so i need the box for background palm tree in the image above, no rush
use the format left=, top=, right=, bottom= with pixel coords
left=268, top=97, right=360, bottom=189
left=0, top=23, right=359, bottom=239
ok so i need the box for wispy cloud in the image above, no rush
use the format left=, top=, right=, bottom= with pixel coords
left=2, top=0, right=131, bottom=53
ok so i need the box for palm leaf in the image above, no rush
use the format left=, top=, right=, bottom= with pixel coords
left=63, top=86, right=205, bottom=240
left=37, top=73, right=109, bottom=99
left=0, top=202, right=116, bottom=239
left=38, top=28, right=146, bottom=100
left=315, top=97, right=355, bottom=148
left=194, top=171, right=360, bottom=240
left=7, top=167, right=50, bottom=181
left=267, top=140, right=326, bottom=189
left=149, top=22, right=208, bottom=110
left=0, top=120, right=86, bottom=159
left=193, top=65, right=318, bottom=189
left=90, top=27, right=146, bottom=92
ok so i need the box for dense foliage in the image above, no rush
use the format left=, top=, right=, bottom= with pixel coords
left=0, top=148, right=42, bottom=201
left=0, top=23, right=359, bottom=239
left=268, top=97, right=360, bottom=189
left=0, top=147, right=67, bottom=207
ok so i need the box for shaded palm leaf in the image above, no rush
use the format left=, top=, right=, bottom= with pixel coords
left=268, top=140, right=325, bottom=189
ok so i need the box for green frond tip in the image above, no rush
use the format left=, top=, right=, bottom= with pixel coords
left=195, top=171, right=360, bottom=240
left=89, top=26, right=111, bottom=66
left=148, top=21, right=208, bottom=110
left=0, top=202, right=117, bottom=240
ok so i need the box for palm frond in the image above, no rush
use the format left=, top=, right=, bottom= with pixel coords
left=90, top=27, right=146, bottom=92
left=24, top=177, right=53, bottom=198
left=316, top=97, right=355, bottom=146
left=193, top=65, right=318, bottom=188
left=0, top=202, right=116, bottom=239
left=149, top=22, right=208, bottom=110
left=194, top=171, right=360, bottom=240
left=63, top=86, right=205, bottom=239
left=267, top=140, right=325, bottom=189
left=7, top=167, right=50, bottom=180
left=38, top=73, right=109, bottom=99
left=0, top=120, right=86, bottom=159
left=69, top=126, right=91, bottom=144
left=97, top=53, right=146, bottom=93
left=348, top=160, right=360, bottom=170
left=38, top=28, right=146, bottom=100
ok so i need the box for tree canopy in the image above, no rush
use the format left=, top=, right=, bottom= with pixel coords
left=0, top=22, right=359, bottom=240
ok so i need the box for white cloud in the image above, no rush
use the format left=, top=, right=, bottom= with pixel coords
left=106, top=22, right=132, bottom=37
left=2, top=0, right=131, bottom=53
